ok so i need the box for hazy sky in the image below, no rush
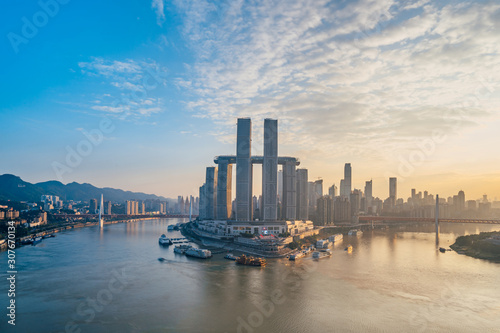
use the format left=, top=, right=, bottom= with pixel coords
left=2, top=0, right=500, bottom=202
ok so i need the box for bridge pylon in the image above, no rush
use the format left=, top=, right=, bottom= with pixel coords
left=435, top=194, right=440, bottom=245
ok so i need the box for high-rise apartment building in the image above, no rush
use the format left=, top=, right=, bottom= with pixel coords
left=296, top=169, right=309, bottom=220
left=236, top=118, right=253, bottom=221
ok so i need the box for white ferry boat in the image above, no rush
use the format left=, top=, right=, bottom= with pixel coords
left=185, top=248, right=212, bottom=259
left=174, top=244, right=192, bottom=254
left=328, top=233, right=343, bottom=243
left=312, top=249, right=332, bottom=259
left=348, top=229, right=363, bottom=236
left=159, top=234, right=172, bottom=246
left=316, top=239, right=331, bottom=249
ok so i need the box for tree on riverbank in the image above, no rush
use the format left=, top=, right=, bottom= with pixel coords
left=451, top=231, right=500, bottom=262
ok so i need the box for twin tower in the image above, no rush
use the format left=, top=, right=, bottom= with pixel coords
left=200, top=118, right=301, bottom=222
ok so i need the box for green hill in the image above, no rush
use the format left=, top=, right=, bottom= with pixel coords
left=0, top=174, right=168, bottom=203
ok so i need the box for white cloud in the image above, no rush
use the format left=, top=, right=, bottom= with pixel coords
left=78, top=58, right=168, bottom=121
left=79, top=58, right=142, bottom=76
left=152, top=0, right=166, bottom=26
left=170, top=0, right=500, bottom=169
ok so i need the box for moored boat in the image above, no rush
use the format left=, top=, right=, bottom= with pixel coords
left=224, top=253, right=238, bottom=260
left=328, top=233, right=343, bottom=243
left=316, top=239, right=331, bottom=249
left=236, top=254, right=266, bottom=266
left=312, top=249, right=332, bottom=259
left=167, top=225, right=175, bottom=231
left=32, top=236, right=43, bottom=245
left=159, top=234, right=172, bottom=246
left=21, top=238, right=34, bottom=245
left=185, top=248, right=212, bottom=259
left=174, top=244, right=192, bottom=254
left=345, top=245, right=353, bottom=253
left=348, top=229, right=363, bottom=236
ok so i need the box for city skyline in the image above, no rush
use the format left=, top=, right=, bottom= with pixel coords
left=2, top=0, right=500, bottom=200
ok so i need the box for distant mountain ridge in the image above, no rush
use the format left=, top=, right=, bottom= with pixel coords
left=0, top=174, right=168, bottom=203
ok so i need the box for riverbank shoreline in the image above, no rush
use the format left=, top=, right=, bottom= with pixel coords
left=450, top=231, right=500, bottom=263
left=1, top=217, right=179, bottom=251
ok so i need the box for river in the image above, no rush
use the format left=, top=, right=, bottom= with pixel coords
left=1, top=219, right=499, bottom=333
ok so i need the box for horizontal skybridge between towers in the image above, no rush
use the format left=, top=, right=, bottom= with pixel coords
left=359, top=216, right=500, bottom=224
left=214, top=155, right=300, bottom=165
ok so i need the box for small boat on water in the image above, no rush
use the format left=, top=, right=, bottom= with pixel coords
left=21, top=238, right=34, bottom=245
left=345, top=245, right=353, bottom=253
left=236, top=254, right=266, bottom=266
left=185, top=248, right=212, bottom=259
left=159, top=234, right=172, bottom=246
left=290, top=245, right=316, bottom=260
left=224, top=253, right=238, bottom=260
left=32, top=236, right=43, bottom=245
left=312, top=249, right=332, bottom=260
left=167, top=225, right=175, bottom=231
left=158, top=257, right=166, bottom=262
left=42, top=234, right=55, bottom=239
left=174, top=244, right=192, bottom=254
left=348, top=229, right=363, bottom=236
left=328, top=233, right=343, bottom=243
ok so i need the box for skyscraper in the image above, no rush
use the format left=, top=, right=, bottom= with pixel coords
left=316, top=195, right=333, bottom=226
left=236, top=118, right=253, bottom=221
left=126, top=200, right=133, bottom=215
left=277, top=169, right=283, bottom=203
left=313, top=179, right=323, bottom=198
left=328, top=184, right=337, bottom=198
left=389, top=177, right=397, bottom=207
left=334, top=197, right=351, bottom=223
left=343, top=163, right=352, bottom=199
left=205, top=167, right=217, bottom=220
left=105, top=201, right=112, bottom=215
left=456, top=190, right=465, bottom=212
left=89, top=198, right=97, bottom=214
left=199, top=184, right=206, bottom=219
left=350, top=189, right=361, bottom=216
left=282, top=160, right=297, bottom=220
left=340, top=179, right=346, bottom=198
left=217, top=161, right=232, bottom=220
left=262, top=118, right=278, bottom=221
left=365, top=180, right=373, bottom=213
left=296, top=169, right=309, bottom=220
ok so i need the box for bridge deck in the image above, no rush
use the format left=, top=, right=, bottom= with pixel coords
left=358, top=216, right=500, bottom=224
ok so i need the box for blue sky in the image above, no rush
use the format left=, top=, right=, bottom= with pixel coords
left=1, top=0, right=500, bottom=201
